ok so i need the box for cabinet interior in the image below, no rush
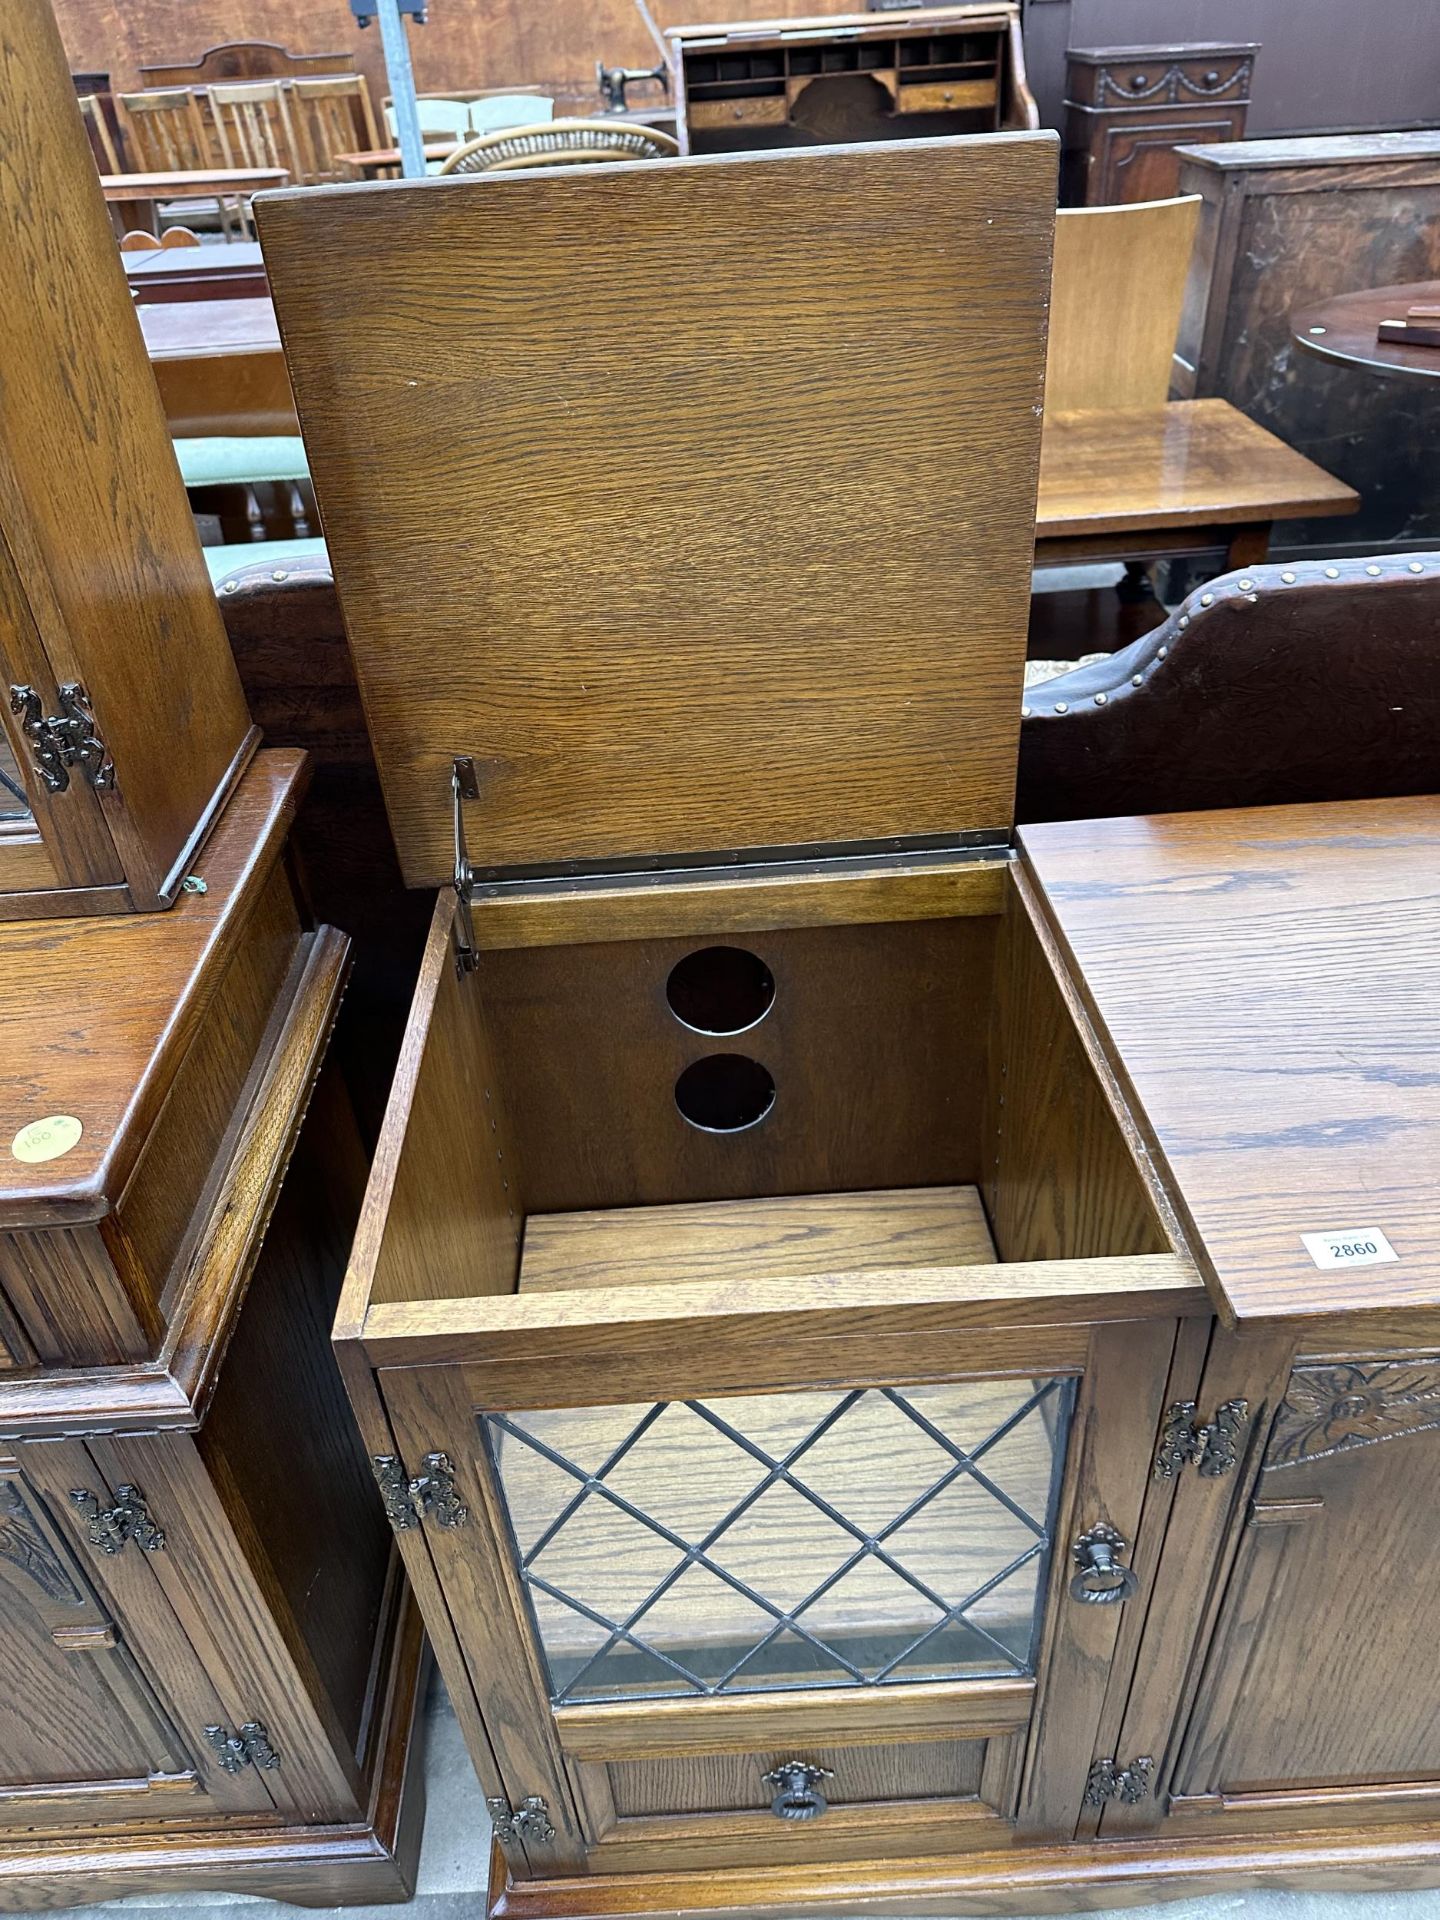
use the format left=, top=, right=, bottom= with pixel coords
left=368, top=863, right=1175, bottom=1320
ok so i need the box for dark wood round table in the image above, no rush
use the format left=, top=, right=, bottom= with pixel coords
left=1292, top=279, right=1440, bottom=381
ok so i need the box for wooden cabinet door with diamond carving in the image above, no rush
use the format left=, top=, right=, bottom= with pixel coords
left=1153, top=1348, right=1440, bottom=1838
left=0, top=1446, right=271, bottom=1828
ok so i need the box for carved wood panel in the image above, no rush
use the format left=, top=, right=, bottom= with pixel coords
left=0, top=1452, right=269, bottom=1828
left=1167, top=1359, right=1440, bottom=1827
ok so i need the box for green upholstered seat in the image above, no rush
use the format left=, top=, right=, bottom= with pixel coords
left=175, top=436, right=310, bottom=488
left=205, top=537, right=328, bottom=586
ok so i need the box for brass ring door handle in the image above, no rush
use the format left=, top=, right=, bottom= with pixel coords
left=1070, top=1522, right=1139, bottom=1604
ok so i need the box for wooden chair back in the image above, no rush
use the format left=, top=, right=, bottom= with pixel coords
left=78, top=90, right=120, bottom=172
left=437, top=118, right=679, bottom=174
left=385, top=95, right=471, bottom=143
left=208, top=79, right=298, bottom=177
left=118, top=87, right=212, bottom=173
left=1018, top=554, right=1440, bottom=821
left=1045, top=195, right=1201, bottom=412
left=289, top=75, right=380, bottom=182
left=141, top=41, right=354, bottom=85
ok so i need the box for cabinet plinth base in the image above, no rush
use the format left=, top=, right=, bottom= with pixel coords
left=0, top=1595, right=427, bottom=1913
left=487, top=1822, right=1440, bottom=1920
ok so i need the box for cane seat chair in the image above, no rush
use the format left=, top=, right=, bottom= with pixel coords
left=436, top=118, right=679, bottom=174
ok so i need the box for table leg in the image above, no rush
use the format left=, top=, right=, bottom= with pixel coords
left=111, top=197, right=158, bottom=239
left=1224, top=523, right=1272, bottom=571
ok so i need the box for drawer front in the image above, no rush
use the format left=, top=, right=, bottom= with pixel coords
left=688, top=95, right=788, bottom=131
left=1069, top=52, right=1254, bottom=108
left=570, top=1730, right=1024, bottom=1870
left=612, top=1738, right=980, bottom=1815
left=897, top=78, right=997, bottom=115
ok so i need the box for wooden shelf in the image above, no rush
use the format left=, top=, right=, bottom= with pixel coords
left=520, top=1186, right=999, bottom=1295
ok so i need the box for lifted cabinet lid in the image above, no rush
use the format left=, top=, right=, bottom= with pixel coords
left=258, top=135, right=1056, bottom=887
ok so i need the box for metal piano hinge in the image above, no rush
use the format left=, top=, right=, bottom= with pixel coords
left=1084, top=1755, right=1153, bottom=1806
left=204, top=1721, right=280, bottom=1774
left=8, top=683, right=114, bottom=793
left=486, top=1793, right=555, bottom=1845
left=1153, top=1398, right=1250, bottom=1479
left=372, top=1452, right=470, bottom=1531
left=452, top=754, right=481, bottom=975
left=69, top=1485, right=165, bottom=1556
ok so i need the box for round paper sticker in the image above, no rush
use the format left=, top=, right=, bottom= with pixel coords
left=11, top=1115, right=83, bottom=1164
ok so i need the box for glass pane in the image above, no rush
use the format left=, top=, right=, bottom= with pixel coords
left=485, top=1377, right=1074, bottom=1705
left=0, top=732, right=33, bottom=826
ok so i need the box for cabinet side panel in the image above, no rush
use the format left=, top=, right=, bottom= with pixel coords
left=985, top=874, right=1171, bottom=1262
left=117, top=861, right=304, bottom=1325
left=0, top=0, right=253, bottom=906
left=198, top=1065, right=393, bottom=1769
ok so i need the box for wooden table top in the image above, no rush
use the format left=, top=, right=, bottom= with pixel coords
left=101, top=168, right=288, bottom=201
left=125, top=240, right=265, bottom=279
left=1022, top=795, right=1440, bottom=1325
left=333, top=140, right=458, bottom=174
left=1293, top=279, right=1440, bottom=382
left=139, top=295, right=280, bottom=360
left=1036, top=399, right=1359, bottom=539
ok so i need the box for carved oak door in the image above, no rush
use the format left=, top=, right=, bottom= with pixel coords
left=1163, top=1353, right=1440, bottom=1835
left=0, top=1447, right=271, bottom=1828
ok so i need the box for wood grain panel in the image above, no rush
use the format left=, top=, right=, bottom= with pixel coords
left=1046, top=197, right=1200, bottom=412
left=556, top=1678, right=1033, bottom=1759
left=522, top=1187, right=997, bottom=1293
left=347, top=891, right=523, bottom=1311
left=479, top=917, right=998, bottom=1215
left=0, top=0, right=254, bottom=909
left=471, top=858, right=1007, bottom=952
left=1172, top=1385, right=1440, bottom=1811
left=984, top=864, right=1176, bottom=1265
left=0, top=750, right=305, bottom=1229
left=1035, top=401, right=1358, bottom=542
left=1022, top=796, right=1440, bottom=1323
left=608, top=1739, right=983, bottom=1817
left=258, top=136, right=1055, bottom=882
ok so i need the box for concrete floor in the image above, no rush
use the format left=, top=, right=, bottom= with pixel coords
left=50, top=1674, right=1440, bottom=1920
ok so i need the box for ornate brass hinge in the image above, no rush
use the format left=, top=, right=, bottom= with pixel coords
left=1084, top=1755, right=1153, bottom=1806
left=486, top=1793, right=555, bottom=1845
left=1153, top=1398, right=1249, bottom=1479
left=204, top=1721, right=281, bottom=1774
left=451, top=754, right=480, bottom=974
left=8, top=683, right=114, bottom=793
left=69, top=1485, right=165, bottom=1555
left=372, top=1452, right=470, bottom=1531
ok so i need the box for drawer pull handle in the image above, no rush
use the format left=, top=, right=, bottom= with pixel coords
left=762, top=1761, right=833, bottom=1821
left=1070, top=1521, right=1139, bottom=1604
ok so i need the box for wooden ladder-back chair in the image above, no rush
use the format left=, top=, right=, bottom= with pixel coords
left=1045, top=195, right=1202, bottom=412
left=437, top=118, right=679, bottom=174
left=288, top=74, right=380, bottom=183
left=207, top=80, right=300, bottom=232
left=118, top=85, right=212, bottom=172
left=209, top=79, right=298, bottom=174
left=77, top=90, right=120, bottom=172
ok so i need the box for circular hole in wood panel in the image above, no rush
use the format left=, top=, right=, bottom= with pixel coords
left=674, top=1055, right=776, bottom=1134
left=665, top=946, right=775, bottom=1035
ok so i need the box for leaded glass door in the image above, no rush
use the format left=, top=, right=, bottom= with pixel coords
left=380, top=1316, right=1178, bottom=1877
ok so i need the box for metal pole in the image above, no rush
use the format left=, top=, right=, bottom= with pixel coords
left=373, top=0, right=426, bottom=180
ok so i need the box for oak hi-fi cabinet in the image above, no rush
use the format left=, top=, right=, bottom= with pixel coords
left=257, top=135, right=1440, bottom=1916
left=0, top=751, right=426, bottom=1910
